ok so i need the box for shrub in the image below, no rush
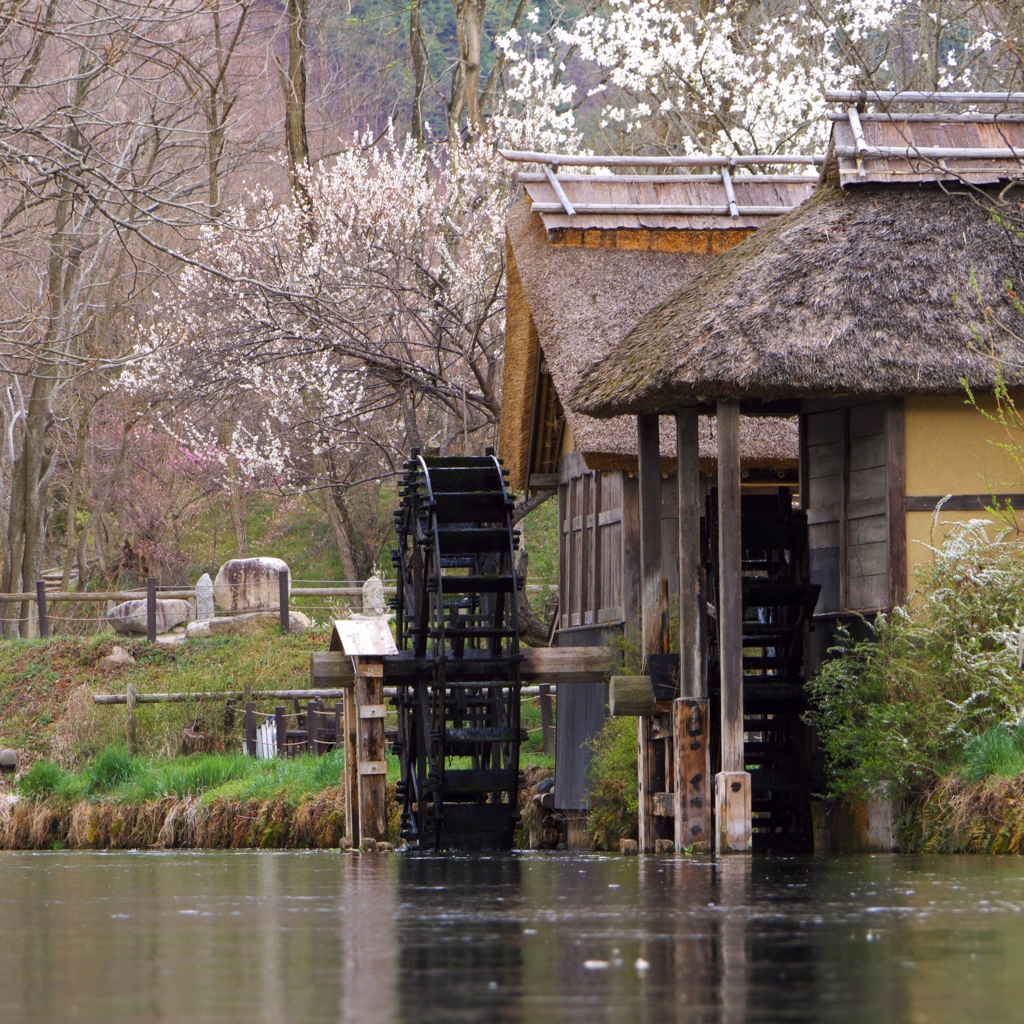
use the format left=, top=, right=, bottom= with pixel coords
left=586, top=717, right=639, bottom=850
left=806, top=519, right=1024, bottom=800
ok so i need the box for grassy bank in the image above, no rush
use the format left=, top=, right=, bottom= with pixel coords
left=0, top=628, right=554, bottom=849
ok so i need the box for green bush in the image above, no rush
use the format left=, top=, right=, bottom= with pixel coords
left=586, top=717, right=639, bottom=850
left=806, top=519, right=1024, bottom=800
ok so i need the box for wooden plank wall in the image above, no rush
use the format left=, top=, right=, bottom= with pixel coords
left=804, top=400, right=890, bottom=616
left=558, top=455, right=626, bottom=632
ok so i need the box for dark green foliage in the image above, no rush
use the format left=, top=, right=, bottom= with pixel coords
left=807, top=520, right=1024, bottom=800
left=586, top=717, right=638, bottom=850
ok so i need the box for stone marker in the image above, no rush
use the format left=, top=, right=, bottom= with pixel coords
left=108, top=599, right=193, bottom=635
left=362, top=575, right=387, bottom=617
left=195, top=572, right=215, bottom=620
left=0, top=750, right=18, bottom=771
left=186, top=609, right=310, bottom=637
left=97, top=645, right=136, bottom=670
left=213, top=557, right=289, bottom=613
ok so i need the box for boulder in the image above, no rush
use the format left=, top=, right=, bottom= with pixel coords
left=186, top=609, right=310, bottom=637
left=97, top=645, right=135, bottom=671
left=195, top=572, right=215, bottom=620
left=214, top=557, right=289, bottom=613
left=108, top=599, right=193, bottom=636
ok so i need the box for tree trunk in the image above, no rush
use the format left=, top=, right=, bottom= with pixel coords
left=281, top=0, right=309, bottom=200
left=450, top=0, right=487, bottom=137
left=77, top=417, right=138, bottom=587
left=410, top=0, right=428, bottom=144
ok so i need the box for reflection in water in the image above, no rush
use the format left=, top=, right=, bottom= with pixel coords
left=396, top=857, right=523, bottom=1024
left=4, top=852, right=1024, bottom=1022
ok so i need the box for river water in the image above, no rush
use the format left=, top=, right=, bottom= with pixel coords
left=2, top=851, right=1023, bottom=1023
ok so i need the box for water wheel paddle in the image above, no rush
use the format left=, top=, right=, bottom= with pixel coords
left=390, top=449, right=524, bottom=852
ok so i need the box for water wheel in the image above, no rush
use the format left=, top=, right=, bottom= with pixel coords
left=390, top=448, right=524, bottom=852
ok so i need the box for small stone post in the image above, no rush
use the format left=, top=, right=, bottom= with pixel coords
left=195, top=573, right=215, bottom=621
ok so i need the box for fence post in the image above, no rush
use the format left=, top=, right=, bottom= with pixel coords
left=146, top=576, right=157, bottom=643
left=36, top=582, right=49, bottom=639
left=275, top=706, right=288, bottom=759
left=307, top=701, right=317, bottom=754
left=126, top=683, right=137, bottom=755
left=245, top=701, right=257, bottom=756
left=279, top=569, right=290, bottom=633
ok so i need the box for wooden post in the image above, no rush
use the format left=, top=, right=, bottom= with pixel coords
left=716, top=399, right=750, bottom=852
left=126, top=682, right=137, bottom=755
left=637, top=414, right=663, bottom=660
left=307, top=701, right=317, bottom=753
left=673, top=697, right=710, bottom=852
left=343, top=684, right=360, bottom=841
left=275, top=706, right=288, bottom=758
left=676, top=408, right=703, bottom=699
left=35, top=581, right=49, bottom=639
left=333, top=703, right=342, bottom=753
left=279, top=569, right=290, bottom=633
left=244, top=701, right=257, bottom=756
left=354, top=657, right=387, bottom=843
left=146, top=576, right=157, bottom=643
left=637, top=413, right=662, bottom=853
left=539, top=683, right=554, bottom=756
left=674, top=406, right=711, bottom=851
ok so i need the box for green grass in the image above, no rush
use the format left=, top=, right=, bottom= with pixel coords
left=18, top=746, right=402, bottom=807
left=962, top=725, right=1024, bottom=783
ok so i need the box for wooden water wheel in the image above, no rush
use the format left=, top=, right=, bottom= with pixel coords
left=390, top=448, right=524, bottom=851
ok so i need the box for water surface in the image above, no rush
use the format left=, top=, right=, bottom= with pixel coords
left=1, top=850, right=1021, bottom=1023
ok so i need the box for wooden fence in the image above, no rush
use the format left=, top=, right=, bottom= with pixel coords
left=0, top=575, right=554, bottom=639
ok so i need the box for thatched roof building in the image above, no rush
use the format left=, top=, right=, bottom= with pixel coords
left=557, top=100, right=1024, bottom=855
left=571, top=123, right=1024, bottom=417
left=500, top=195, right=802, bottom=491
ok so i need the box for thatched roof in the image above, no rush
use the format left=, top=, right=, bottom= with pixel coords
left=500, top=197, right=798, bottom=484
left=571, top=159, right=1024, bottom=418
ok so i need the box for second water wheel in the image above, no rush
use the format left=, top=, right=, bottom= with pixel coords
left=390, top=448, right=524, bottom=852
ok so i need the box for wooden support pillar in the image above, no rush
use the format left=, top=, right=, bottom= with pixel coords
left=637, top=413, right=661, bottom=853
left=637, top=414, right=662, bottom=661
left=716, top=399, right=750, bottom=853
left=343, top=685, right=360, bottom=842
left=673, top=407, right=711, bottom=852
left=353, top=656, right=388, bottom=843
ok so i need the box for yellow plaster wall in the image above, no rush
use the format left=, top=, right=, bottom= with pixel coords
left=904, top=395, right=1024, bottom=591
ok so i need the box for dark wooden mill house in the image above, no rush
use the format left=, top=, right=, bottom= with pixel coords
left=497, top=149, right=824, bottom=846
left=569, top=91, right=1024, bottom=853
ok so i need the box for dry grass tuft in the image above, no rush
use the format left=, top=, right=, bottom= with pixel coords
left=918, top=774, right=1024, bottom=853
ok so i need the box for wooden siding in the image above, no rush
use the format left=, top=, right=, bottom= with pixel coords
left=804, top=400, right=892, bottom=615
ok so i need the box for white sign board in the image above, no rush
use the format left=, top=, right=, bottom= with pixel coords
left=330, top=618, right=398, bottom=657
